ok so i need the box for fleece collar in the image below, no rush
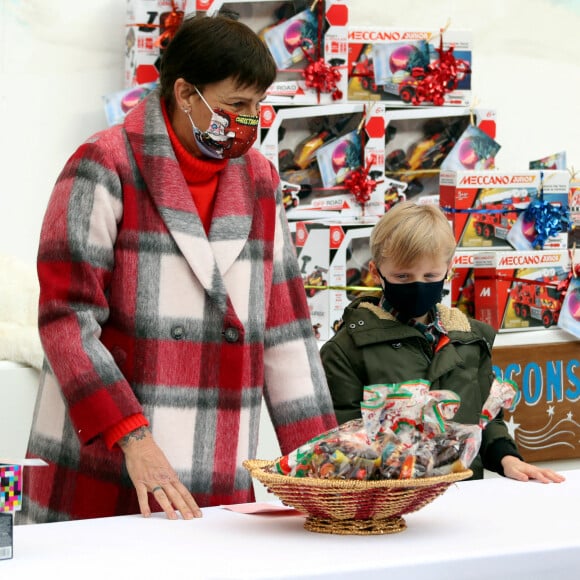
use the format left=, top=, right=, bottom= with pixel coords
left=356, top=297, right=472, bottom=333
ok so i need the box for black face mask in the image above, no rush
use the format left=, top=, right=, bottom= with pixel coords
left=378, top=272, right=445, bottom=320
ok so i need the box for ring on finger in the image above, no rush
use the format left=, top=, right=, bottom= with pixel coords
left=152, top=486, right=163, bottom=493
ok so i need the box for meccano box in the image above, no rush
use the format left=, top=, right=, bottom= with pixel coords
left=346, top=27, right=472, bottom=106
left=450, top=250, right=479, bottom=317
left=125, top=1, right=193, bottom=88
left=472, top=249, right=571, bottom=332
left=383, top=107, right=496, bottom=201
left=260, top=102, right=387, bottom=219
left=440, top=170, right=570, bottom=249
left=294, top=219, right=378, bottom=340
left=557, top=269, right=580, bottom=339
left=196, top=0, right=349, bottom=105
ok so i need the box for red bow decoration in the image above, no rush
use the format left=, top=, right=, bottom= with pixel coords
left=411, top=35, right=471, bottom=106
left=155, top=4, right=184, bottom=49
left=302, top=57, right=343, bottom=101
left=129, top=1, right=184, bottom=50
left=344, top=163, right=380, bottom=206
left=298, top=0, right=343, bottom=103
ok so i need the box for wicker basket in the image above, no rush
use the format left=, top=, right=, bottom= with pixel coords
left=244, top=458, right=472, bottom=535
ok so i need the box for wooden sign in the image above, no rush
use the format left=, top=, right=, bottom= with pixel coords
left=492, top=340, right=580, bottom=462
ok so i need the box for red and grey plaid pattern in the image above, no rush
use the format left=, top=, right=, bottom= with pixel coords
left=19, top=92, right=336, bottom=523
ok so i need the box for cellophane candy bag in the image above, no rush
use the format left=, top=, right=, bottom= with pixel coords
left=272, top=377, right=519, bottom=480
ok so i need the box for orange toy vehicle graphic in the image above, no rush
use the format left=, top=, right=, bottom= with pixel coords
left=304, top=267, right=328, bottom=297
left=385, top=118, right=467, bottom=196
left=471, top=190, right=530, bottom=241
left=509, top=277, right=563, bottom=328
left=282, top=181, right=301, bottom=210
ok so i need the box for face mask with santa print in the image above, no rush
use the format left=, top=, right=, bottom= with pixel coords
left=185, top=87, right=259, bottom=159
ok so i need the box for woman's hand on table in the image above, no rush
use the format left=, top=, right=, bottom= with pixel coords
left=120, top=426, right=202, bottom=520
left=501, top=456, right=566, bottom=483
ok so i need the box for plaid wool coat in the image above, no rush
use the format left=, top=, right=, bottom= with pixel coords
left=20, top=91, right=337, bottom=523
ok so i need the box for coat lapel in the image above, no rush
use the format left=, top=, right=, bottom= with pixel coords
left=123, top=91, right=252, bottom=313
left=208, top=156, right=254, bottom=276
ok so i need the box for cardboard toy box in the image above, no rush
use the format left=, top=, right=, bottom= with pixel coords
left=440, top=170, right=570, bottom=250
left=449, top=250, right=480, bottom=317
left=383, top=106, right=496, bottom=202
left=472, top=249, right=572, bottom=332
left=103, top=82, right=158, bottom=127
left=557, top=266, right=580, bottom=340
left=260, top=102, right=387, bottom=219
left=294, top=219, right=378, bottom=341
left=196, top=0, right=349, bottom=105
left=125, top=1, right=193, bottom=88
left=346, top=27, right=472, bottom=106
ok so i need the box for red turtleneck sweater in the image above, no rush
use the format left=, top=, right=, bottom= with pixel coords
left=161, top=99, right=228, bottom=233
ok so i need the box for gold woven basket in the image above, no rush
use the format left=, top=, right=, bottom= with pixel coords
left=244, top=458, right=472, bottom=535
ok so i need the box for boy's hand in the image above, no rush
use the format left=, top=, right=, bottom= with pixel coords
left=501, top=455, right=566, bottom=483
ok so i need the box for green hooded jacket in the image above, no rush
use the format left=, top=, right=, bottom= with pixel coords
left=320, top=295, right=522, bottom=479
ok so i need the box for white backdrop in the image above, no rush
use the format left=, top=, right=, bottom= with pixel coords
left=1, top=0, right=579, bottom=265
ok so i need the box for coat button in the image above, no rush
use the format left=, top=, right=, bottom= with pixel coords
left=358, top=320, right=365, bottom=326
left=223, top=327, right=239, bottom=343
left=392, top=342, right=402, bottom=349
left=171, top=326, right=185, bottom=340
left=348, top=323, right=356, bottom=329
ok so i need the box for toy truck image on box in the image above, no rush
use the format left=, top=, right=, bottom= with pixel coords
left=440, top=170, right=569, bottom=249
left=439, top=170, right=540, bottom=248
left=472, top=250, right=570, bottom=332
left=508, top=276, right=563, bottom=328
left=470, top=189, right=531, bottom=242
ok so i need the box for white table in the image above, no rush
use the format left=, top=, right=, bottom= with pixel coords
left=5, top=470, right=580, bottom=579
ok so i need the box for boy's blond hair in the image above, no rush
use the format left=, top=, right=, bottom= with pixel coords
left=370, top=201, right=457, bottom=267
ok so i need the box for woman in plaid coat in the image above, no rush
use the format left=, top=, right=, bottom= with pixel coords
left=19, top=15, right=337, bottom=524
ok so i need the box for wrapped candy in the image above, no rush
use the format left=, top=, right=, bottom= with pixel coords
left=381, top=380, right=430, bottom=436
left=422, top=389, right=461, bottom=436
left=360, top=384, right=389, bottom=441
left=479, top=377, right=518, bottom=428
left=429, top=423, right=482, bottom=477
left=274, top=419, right=383, bottom=479
left=272, top=377, right=519, bottom=480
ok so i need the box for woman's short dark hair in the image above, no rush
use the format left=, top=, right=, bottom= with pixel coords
left=159, top=14, right=277, bottom=104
